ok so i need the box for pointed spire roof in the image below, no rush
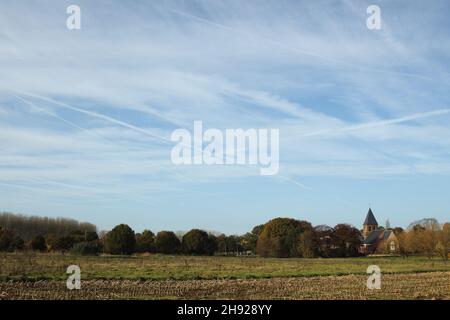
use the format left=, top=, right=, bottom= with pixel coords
left=364, top=208, right=378, bottom=225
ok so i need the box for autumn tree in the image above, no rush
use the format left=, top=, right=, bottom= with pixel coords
left=421, top=228, right=438, bottom=259
left=297, top=229, right=317, bottom=258
left=435, top=223, right=449, bottom=261
left=332, top=224, right=362, bottom=257
left=256, top=218, right=315, bottom=258
left=394, top=228, right=409, bottom=257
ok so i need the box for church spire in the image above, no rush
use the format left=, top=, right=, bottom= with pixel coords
left=364, top=208, right=378, bottom=226
left=363, top=208, right=378, bottom=239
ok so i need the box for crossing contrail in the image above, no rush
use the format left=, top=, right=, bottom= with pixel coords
left=302, top=109, right=450, bottom=137
left=12, top=89, right=173, bottom=144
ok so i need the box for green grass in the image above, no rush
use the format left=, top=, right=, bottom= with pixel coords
left=0, top=252, right=448, bottom=282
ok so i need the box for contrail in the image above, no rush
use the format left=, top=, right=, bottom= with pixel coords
left=277, top=174, right=312, bottom=191
left=302, top=109, right=450, bottom=137
left=13, top=89, right=173, bottom=144
left=11, top=91, right=313, bottom=191
left=0, top=180, right=106, bottom=200
left=13, top=93, right=167, bottom=153
left=11, top=93, right=197, bottom=186
left=165, top=6, right=433, bottom=82
left=12, top=90, right=248, bottom=172
left=8, top=90, right=315, bottom=192
left=14, top=94, right=92, bottom=133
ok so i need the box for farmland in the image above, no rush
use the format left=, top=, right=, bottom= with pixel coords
left=0, top=253, right=449, bottom=299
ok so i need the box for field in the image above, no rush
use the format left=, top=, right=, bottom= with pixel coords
left=0, top=253, right=449, bottom=299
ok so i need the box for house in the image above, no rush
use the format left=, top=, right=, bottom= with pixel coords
left=360, top=208, right=399, bottom=255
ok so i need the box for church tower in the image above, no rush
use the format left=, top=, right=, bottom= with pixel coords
left=363, top=208, right=378, bottom=239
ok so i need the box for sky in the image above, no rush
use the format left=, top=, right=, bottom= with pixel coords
left=0, top=0, right=449, bottom=234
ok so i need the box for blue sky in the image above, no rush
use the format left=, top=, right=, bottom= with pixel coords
left=0, top=0, right=449, bottom=234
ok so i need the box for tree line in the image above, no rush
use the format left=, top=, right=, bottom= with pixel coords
left=0, top=212, right=96, bottom=241
left=0, top=213, right=448, bottom=260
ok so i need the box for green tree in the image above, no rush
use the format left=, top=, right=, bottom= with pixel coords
left=85, top=231, right=99, bottom=242
left=155, top=231, right=181, bottom=254
left=227, top=235, right=243, bottom=254
left=46, top=234, right=75, bottom=252
left=104, top=224, right=136, bottom=255
left=70, top=241, right=101, bottom=256
left=0, top=227, right=25, bottom=252
left=135, top=229, right=155, bottom=253
left=314, top=225, right=335, bottom=258
left=242, top=224, right=264, bottom=253
left=182, top=229, right=216, bottom=255
left=70, top=230, right=99, bottom=243
left=205, top=233, right=218, bottom=256
left=216, top=234, right=227, bottom=253
left=216, top=235, right=243, bottom=255
left=11, top=235, right=24, bottom=250
left=0, top=227, right=11, bottom=251
left=31, top=234, right=47, bottom=252
left=58, top=236, right=76, bottom=251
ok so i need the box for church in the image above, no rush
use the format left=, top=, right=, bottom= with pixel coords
left=359, top=208, right=400, bottom=255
